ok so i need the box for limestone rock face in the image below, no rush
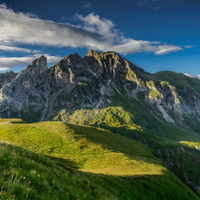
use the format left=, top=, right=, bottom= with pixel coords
left=26, top=56, right=47, bottom=74
left=48, top=53, right=93, bottom=87
left=0, top=71, right=17, bottom=89
left=84, top=50, right=144, bottom=85
left=0, top=49, right=200, bottom=128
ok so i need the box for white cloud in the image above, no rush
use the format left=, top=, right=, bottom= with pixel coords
left=196, top=75, right=200, bottom=80
left=0, top=4, right=184, bottom=58
left=0, top=5, right=106, bottom=49
left=185, top=45, right=194, bottom=49
left=0, top=67, right=11, bottom=71
left=76, top=13, right=116, bottom=38
left=106, top=38, right=158, bottom=54
left=0, top=45, right=40, bottom=53
left=0, top=54, right=61, bottom=71
left=103, top=38, right=182, bottom=55
left=154, top=45, right=183, bottom=55
left=183, top=73, right=193, bottom=78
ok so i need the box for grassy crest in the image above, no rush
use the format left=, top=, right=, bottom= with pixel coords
left=0, top=119, right=198, bottom=199
left=53, top=86, right=200, bottom=197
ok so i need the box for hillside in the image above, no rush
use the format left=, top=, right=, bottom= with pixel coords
left=0, top=50, right=200, bottom=197
left=0, top=118, right=199, bottom=200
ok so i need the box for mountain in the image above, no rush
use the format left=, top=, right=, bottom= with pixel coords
left=1, top=50, right=200, bottom=198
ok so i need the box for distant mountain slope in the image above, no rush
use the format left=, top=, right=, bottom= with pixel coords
left=0, top=118, right=199, bottom=200
left=1, top=50, right=200, bottom=130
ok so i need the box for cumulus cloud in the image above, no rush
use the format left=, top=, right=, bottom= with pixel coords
left=76, top=13, right=184, bottom=55
left=76, top=13, right=116, bottom=38
left=0, top=4, right=185, bottom=59
left=0, top=4, right=107, bottom=49
left=0, top=54, right=61, bottom=71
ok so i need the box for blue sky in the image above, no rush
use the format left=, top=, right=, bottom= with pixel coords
left=0, top=0, right=200, bottom=76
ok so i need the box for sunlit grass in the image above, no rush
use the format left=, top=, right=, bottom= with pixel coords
left=0, top=119, right=162, bottom=176
left=0, top=118, right=199, bottom=199
left=179, top=141, right=200, bottom=150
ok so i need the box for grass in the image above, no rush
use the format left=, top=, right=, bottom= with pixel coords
left=0, top=118, right=199, bottom=199
left=53, top=85, right=200, bottom=197
left=54, top=107, right=142, bottom=131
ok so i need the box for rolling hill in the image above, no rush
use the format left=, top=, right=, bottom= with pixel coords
left=0, top=118, right=199, bottom=200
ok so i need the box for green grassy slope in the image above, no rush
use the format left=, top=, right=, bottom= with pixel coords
left=54, top=87, right=200, bottom=196
left=0, top=118, right=198, bottom=200
left=154, top=71, right=200, bottom=91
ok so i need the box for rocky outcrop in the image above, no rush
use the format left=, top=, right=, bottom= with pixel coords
left=48, top=53, right=94, bottom=88
left=26, top=56, right=47, bottom=74
left=84, top=50, right=144, bottom=86
left=0, top=50, right=200, bottom=129
left=0, top=71, right=17, bottom=89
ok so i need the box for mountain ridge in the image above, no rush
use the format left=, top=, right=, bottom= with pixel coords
left=1, top=50, right=200, bottom=197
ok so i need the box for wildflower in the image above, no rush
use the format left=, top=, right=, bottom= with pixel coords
left=27, top=188, right=29, bottom=191
left=23, top=177, right=26, bottom=179
left=33, top=171, right=36, bottom=174
left=38, top=174, right=40, bottom=177
left=52, top=180, right=55, bottom=184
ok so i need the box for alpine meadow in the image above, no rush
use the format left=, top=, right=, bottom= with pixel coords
left=0, top=1, right=200, bottom=199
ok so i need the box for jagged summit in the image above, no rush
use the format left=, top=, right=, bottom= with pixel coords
left=85, top=49, right=144, bottom=72
left=85, top=49, right=101, bottom=57
left=85, top=49, right=121, bottom=58
left=1, top=50, right=200, bottom=127
left=26, top=55, right=47, bottom=74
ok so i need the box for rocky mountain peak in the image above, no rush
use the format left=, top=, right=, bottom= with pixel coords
left=26, top=56, right=47, bottom=74
left=51, top=53, right=89, bottom=73
left=48, top=52, right=93, bottom=87
left=84, top=50, right=144, bottom=84
left=63, top=52, right=86, bottom=66
left=0, top=71, right=17, bottom=89
left=85, top=49, right=101, bottom=57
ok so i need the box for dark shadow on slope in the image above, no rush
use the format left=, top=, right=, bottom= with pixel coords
left=3, top=117, right=200, bottom=197
left=64, top=122, right=200, bottom=198
left=10, top=120, right=26, bottom=124
left=64, top=123, right=156, bottom=160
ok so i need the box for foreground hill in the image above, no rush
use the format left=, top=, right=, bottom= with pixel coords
left=0, top=118, right=198, bottom=200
